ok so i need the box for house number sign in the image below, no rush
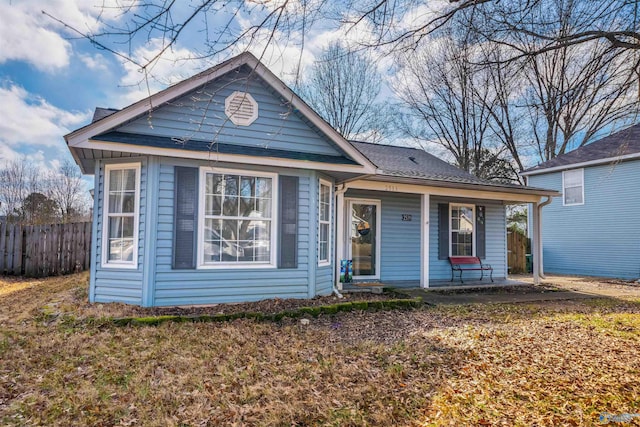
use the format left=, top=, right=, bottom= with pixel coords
left=402, top=214, right=412, bottom=221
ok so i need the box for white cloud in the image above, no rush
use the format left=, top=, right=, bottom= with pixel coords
left=0, top=0, right=133, bottom=72
left=0, top=83, right=91, bottom=148
left=78, top=53, right=109, bottom=71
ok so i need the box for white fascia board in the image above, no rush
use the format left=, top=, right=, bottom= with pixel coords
left=66, top=54, right=250, bottom=147
left=81, top=139, right=371, bottom=174
left=243, top=56, right=377, bottom=173
left=520, top=152, right=640, bottom=177
left=65, top=52, right=376, bottom=174
left=347, top=179, right=547, bottom=203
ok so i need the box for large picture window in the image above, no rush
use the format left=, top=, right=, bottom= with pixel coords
left=102, top=163, right=140, bottom=268
left=199, top=168, right=276, bottom=267
left=450, top=204, right=474, bottom=256
left=563, top=169, right=584, bottom=206
left=318, top=180, right=331, bottom=266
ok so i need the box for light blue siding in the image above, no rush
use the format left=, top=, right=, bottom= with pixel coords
left=528, top=161, right=640, bottom=279
left=429, top=198, right=507, bottom=281
left=152, top=158, right=317, bottom=306
left=117, top=66, right=343, bottom=156
left=91, top=158, right=147, bottom=305
left=345, top=190, right=422, bottom=283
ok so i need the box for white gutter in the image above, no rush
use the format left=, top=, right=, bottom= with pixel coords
left=521, top=152, right=640, bottom=177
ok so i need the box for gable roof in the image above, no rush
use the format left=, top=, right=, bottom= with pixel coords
left=65, top=52, right=376, bottom=174
left=351, top=141, right=557, bottom=196
left=521, top=122, right=640, bottom=176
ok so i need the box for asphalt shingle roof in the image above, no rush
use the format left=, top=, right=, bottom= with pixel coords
left=351, top=140, right=502, bottom=185
left=523, top=122, right=640, bottom=174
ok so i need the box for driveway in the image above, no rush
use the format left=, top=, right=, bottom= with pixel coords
left=397, top=275, right=640, bottom=305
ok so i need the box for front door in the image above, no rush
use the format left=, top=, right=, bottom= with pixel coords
left=347, top=199, right=380, bottom=280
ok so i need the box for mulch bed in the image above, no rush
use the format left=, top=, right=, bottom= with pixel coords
left=112, top=291, right=397, bottom=318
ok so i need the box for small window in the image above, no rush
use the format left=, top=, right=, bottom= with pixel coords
left=563, top=169, right=584, bottom=205
left=199, top=168, right=277, bottom=267
left=318, top=180, right=332, bottom=266
left=102, top=163, right=140, bottom=268
left=450, top=204, right=474, bottom=256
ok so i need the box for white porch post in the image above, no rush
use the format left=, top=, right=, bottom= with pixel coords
left=420, top=193, right=430, bottom=288
left=532, top=201, right=540, bottom=285
left=335, top=188, right=346, bottom=290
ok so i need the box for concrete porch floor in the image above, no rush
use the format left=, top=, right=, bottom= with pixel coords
left=341, top=277, right=527, bottom=293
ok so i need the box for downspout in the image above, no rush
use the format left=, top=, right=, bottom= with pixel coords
left=536, top=196, right=552, bottom=280
left=332, top=183, right=349, bottom=298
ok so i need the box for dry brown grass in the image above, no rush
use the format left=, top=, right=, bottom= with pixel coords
left=1, top=274, right=640, bottom=426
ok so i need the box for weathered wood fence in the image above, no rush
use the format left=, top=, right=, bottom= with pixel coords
left=507, top=231, right=529, bottom=274
left=0, top=222, right=92, bottom=277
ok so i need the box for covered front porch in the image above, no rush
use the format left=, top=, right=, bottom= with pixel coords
left=334, top=178, right=552, bottom=290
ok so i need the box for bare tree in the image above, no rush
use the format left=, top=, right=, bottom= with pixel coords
left=45, top=0, right=640, bottom=75
left=0, top=158, right=40, bottom=223
left=394, top=29, right=513, bottom=180
left=297, top=42, right=388, bottom=142
left=47, top=160, right=90, bottom=223
left=524, top=41, right=639, bottom=161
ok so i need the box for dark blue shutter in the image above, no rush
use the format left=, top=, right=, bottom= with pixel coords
left=172, top=167, right=198, bottom=269
left=476, top=205, right=486, bottom=259
left=438, top=203, right=449, bottom=260
left=278, top=176, right=298, bottom=268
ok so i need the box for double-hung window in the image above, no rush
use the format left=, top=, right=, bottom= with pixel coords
left=450, top=204, right=474, bottom=256
left=103, top=163, right=140, bottom=268
left=563, top=169, right=584, bottom=205
left=318, top=180, right=331, bottom=266
left=199, top=168, right=277, bottom=267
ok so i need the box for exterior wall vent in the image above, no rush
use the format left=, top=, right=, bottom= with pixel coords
left=224, top=91, right=259, bottom=126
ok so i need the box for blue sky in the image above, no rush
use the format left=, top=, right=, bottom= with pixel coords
left=0, top=0, right=374, bottom=175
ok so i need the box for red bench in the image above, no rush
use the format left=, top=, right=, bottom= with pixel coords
left=448, top=256, right=493, bottom=284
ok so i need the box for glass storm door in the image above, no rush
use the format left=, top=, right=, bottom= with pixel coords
left=348, top=200, right=380, bottom=279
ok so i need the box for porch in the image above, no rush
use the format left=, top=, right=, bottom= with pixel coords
left=342, top=277, right=528, bottom=293
left=334, top=178, right=550, bottom=290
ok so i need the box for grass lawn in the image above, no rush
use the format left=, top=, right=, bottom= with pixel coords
left=1, top=274, right=640, bottom=426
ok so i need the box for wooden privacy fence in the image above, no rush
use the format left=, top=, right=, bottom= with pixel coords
left=0, top=222, right=92, bottom=277
left=507, top=231, right=529, bottom=274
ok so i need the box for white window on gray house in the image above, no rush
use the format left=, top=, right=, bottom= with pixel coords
left=563, top=169, right=584, bottom=206
left=318, top=180, right=331, bottom=266
left=450, top=204, right=474, bottom=256
left=200, top=169, right=276, bottom=266
left=103, top=163, right=140, bottom=268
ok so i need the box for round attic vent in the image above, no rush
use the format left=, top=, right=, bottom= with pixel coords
left=224, top=91, right=258, bottom=126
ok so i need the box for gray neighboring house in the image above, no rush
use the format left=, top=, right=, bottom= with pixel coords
left=522, top=123, right=640, bottom=280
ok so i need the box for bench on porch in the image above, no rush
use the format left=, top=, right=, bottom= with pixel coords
left=448, top=256, right=493, bottom=284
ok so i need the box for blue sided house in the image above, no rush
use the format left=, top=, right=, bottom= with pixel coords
left=65, top=52, right=556, bottom=307
left=523, top=124, right=640, bottom=280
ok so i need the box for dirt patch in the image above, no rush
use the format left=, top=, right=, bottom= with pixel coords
left=513, top=274, right=640, bottom=300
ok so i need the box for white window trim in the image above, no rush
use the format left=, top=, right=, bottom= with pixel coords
left=318, top=179, right=332, bottom=267
left=346, top=198, right=381, bottom=281
left=101, top=162, right=141, bottom=269
left=449, top=203, right=475, bottom=257
left=562, top=168, right=584, bottom=206
left=197, top=166, right=278, bottom=269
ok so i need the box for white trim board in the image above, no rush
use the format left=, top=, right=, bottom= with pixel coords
left=520, top=152, right=640, bottom=177
left=65, top=52, right=376, bottom=174
left=75, top=139, right=370, bottom=174
left=346, top=198, right=382, bottom=281
left=196, top=166, right=279, bottom=269
left=101, top=162, right=141, bottom=270
left=346, top=179, right=548, bottom=203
